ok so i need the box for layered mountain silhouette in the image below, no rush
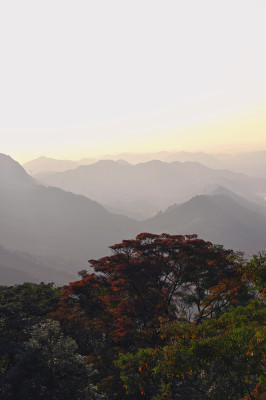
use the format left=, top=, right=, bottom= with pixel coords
left=35, top=159, right=266, bottom=219
left=209, top=186, right=266, bottom=216
left=0, top=154, right=139, bottom=283
left=1, top=154, right=266, bottom=285
left=24, top=150, right=266, bottom=178
left=23, top=156, right=79, bottom=175
left=143, top=193, right=266, bottom=255
left=221, top=151, right=266, bottom=178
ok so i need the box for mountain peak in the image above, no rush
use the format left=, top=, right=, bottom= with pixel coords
left=0, top=154, right=33, bottom=186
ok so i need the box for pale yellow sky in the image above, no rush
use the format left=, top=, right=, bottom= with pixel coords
left=0, top=0, right=265, bottom=163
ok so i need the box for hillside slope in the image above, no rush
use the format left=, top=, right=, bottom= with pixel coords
left=0, top=244, right=75, bottom=285
left=142, top=194, right=266, bottom=254
left=0, top=154, right=139, bottom=279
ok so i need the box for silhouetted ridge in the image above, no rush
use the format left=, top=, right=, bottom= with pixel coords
left=23, top=156, right=78, bottom=174
left=0, top=153, right=33, bottom=186
left=209, top=185, right=266, bottom=215
left=143, top=193, right=266, bottom=254
left=36, top=158, right=266, bottom=219
left=0, top=154, right=139, bottom=282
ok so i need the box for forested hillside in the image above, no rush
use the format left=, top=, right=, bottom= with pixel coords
left=1, top=233, right=265, bottom=400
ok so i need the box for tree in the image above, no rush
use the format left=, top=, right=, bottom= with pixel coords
left=54, top=233, right=249, bottom=399
left=117, top=300, right=265, bottom=400
left=0, top=282, right=61, bottom=393
left=242, top=252, right=266, bottom=298
left=3, top=320, right=105, bottom=400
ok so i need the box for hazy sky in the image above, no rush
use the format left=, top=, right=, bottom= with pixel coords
left=0, top=0, right=265, bottom=162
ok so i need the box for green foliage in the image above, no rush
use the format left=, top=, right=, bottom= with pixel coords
left=0, top=283, right=61, bottom=396
left=243, top=252, right=266, bottom=298
left=0, top=282, right=61, bottom=342
left=1, top=235, right=265, bottom=400
left=3, top=320, right=103, bottom=400
left=116, top=349, right=157, bottom=398
left=118, top=301, right=265, bottom=400
left=55, top=233, right=252, bottom=399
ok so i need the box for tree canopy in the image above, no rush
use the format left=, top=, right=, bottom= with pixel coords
left=54, top=233, right=257, bottom=399
left=0, top=234, right=264, bottom=400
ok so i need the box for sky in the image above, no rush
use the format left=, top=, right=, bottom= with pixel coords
left=0, top=0, right=265, bottom=162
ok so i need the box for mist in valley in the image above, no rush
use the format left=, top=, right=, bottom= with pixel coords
left=0, top=150, right=266, bottom=285
left=1, top=2, right=266, bottom=398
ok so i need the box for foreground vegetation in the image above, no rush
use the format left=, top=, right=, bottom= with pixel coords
left=0, top=234, right=265, bottom=399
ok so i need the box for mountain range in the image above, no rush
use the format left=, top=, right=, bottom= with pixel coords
left=34, top=159, right=266, bottom=219
left=24, top=150, right=266, bottom=178
left=144, top=191, right=266, bottom=255
left=1, top=153, right=266, bottom=285
left=0, top=154, right=138, bottom=283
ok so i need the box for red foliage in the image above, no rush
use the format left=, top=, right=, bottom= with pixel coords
left=56, top=233, right=245, bottom=348
left=51, top=233, right=250, bottom=399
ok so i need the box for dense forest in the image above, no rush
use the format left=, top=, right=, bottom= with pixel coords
left=0, top=233, right=265, bottom=400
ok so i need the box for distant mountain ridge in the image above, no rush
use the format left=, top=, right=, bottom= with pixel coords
left=23, top=156, right=79, bottom=175
left=0, top=154, right=139, bottom=284
left=34, top=158, right=266, bottom=219
left=24, top=150, right=266, bottom=177
left=1, top=154, right=266, bottom=285
left=142, top=193, right=266, bottom=255
left=209, top=185, right=266, bottom=216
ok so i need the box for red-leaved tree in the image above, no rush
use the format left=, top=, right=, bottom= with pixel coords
left=53, top=233, right=249, bottom=399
